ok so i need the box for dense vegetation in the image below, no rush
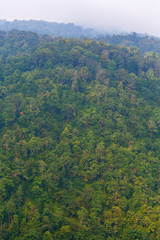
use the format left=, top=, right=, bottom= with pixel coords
left=97, top=32, right=160, bottom=54
left=1, top=30, right=160, bottom=239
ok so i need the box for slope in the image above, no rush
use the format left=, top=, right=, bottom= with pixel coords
left=0, top=30, right=160, bottom=239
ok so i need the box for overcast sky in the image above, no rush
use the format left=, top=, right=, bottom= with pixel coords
left=1, top=0, right=160, bottom=36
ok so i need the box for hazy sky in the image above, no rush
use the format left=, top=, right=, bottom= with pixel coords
left=1, top=0, right=160, bottom=36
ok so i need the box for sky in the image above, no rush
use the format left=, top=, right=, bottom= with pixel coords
left=1, top=0, right=160, bottom=37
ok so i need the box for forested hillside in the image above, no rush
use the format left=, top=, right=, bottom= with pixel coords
left=1, top=30, right=160, bottom=239
left=97, top=32, right=160, bottom=54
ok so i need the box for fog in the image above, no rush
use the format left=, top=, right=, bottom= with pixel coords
left=1, top=0, right=160, bottom=36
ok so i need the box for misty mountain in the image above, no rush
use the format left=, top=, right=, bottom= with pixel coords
left=0, top=19, right=98, bottom=38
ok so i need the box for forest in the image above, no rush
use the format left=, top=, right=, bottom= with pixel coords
left=0, top=30, right=160, bottom=239
left=97, top=32, right=160, bottom=55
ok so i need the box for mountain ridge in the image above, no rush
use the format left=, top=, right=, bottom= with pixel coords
left=0, top=19, right=98, bottom=38
left=1, top=19, right=160, bottom=55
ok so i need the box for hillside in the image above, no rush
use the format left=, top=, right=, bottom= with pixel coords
left=97, top=32, right=160, bottom=54
left=1, top=30, right=160, bottom=239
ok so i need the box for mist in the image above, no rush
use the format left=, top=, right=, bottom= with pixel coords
left=1, top=0, right=160, bottom=37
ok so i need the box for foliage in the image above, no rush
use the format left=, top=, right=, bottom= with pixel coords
left=0, top=30, right=160, bottom=239
left=97, top=32, right=160, bottom=55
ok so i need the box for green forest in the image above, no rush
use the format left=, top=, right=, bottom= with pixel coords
left=1, top=30, right=160, bottom=239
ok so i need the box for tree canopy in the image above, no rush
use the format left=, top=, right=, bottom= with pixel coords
left=0, top=30, right=160, bottom=239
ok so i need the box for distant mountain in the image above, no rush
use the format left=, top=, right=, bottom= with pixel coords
left=0, top=19, right=98, bottom=38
